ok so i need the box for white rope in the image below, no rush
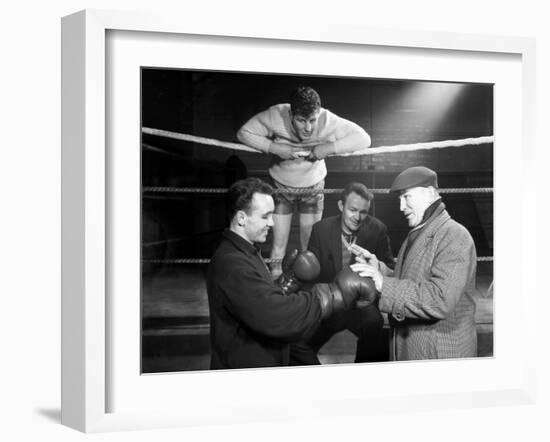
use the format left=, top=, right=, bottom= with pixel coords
left=142, top=127, right=494, bottom=157
left=143, top=127, right=258, bottom=153
left=143, top=256, right=493, bottom=264
left=142, top=186, right=493, bottom=194
left=358, top=136, right=494, bottom=156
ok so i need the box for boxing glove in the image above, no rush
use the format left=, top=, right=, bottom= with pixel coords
left=276, top=249, right=321, bottom=294
left=313, top=267, right=377, bottom=319
left=334, top=267, right=378, bottom=307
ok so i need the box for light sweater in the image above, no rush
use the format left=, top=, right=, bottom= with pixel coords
left=237, top=104, right=370, bottom=187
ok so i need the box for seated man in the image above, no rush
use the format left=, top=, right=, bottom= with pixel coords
left=290, top=182, right=394, bottom=365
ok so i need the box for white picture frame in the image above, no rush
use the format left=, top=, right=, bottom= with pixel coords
left=61, top=9, right=537, bottom=433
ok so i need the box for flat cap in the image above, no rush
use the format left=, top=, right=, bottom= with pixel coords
left=390, top=166, right=438, bottom=193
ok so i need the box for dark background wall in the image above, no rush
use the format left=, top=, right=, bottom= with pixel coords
left=141, top=68, right=493, bottom=265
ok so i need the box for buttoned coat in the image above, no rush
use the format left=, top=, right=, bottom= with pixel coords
left=207, top=230, right=323, bottom=369
left=378, top=206, right=478, bottom=361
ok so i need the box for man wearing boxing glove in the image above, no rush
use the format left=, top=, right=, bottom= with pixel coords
left=350, top=167, right=478, bottom=361
left=207, top=177, right=377, bottom=369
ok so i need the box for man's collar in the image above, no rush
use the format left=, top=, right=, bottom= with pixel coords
left=223, top=229, right=261, bottom=255
left=410, top=198, right=445, bottom=233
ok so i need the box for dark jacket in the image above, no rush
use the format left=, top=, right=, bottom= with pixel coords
left=207, top=229, right=323, bottom=369
left=308, top=214, right=395, bottom=283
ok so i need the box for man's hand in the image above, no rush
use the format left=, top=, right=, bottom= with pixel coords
left=349, top=244, right=380, bottom=270
left=349, top=262, right=383, bottom=292
left=269, top=142, right=309, bottom=160
left=306, top=142, right=336, bottom=161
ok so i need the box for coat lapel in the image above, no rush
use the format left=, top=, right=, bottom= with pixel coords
left=399, top=209, right=450, bottom=276
left=330, top=216, right=343, bottom=274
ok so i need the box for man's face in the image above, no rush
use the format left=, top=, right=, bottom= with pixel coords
left=338, top=191, right=370, bottom=235
left=242, top=193, right=275, bottom=243
left=291, top=110, right=320, bottom=141
left=398, top=186, right=434, bottom=228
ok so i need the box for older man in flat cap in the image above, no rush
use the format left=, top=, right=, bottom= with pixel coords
left=350, top=166, right=478, bottom=361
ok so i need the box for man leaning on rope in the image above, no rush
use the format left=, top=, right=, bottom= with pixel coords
left=237, top=86, right=371, bottom=278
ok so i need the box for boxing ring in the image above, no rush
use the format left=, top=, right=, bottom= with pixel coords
left=140, top=128, right=494, bottom=372
left=141, top=127, right=494, bottom=265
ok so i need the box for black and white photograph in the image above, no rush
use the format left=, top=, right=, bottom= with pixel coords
left=140, top=69, right=494, bottom=373
left=4, top=0, right=544, bottom=439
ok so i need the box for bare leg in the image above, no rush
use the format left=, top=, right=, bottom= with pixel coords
left=299, top=212, right=323, bottom=250
left=270, top=213, right=293, bottom=278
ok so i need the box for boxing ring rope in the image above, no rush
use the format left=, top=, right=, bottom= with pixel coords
left=143, top=186, right=493, bottom=195
left=142, top=127, right=494, bottom=265
left=142, top=127, right=494, bottom=157
left=142, top=256, right=494, bottom=264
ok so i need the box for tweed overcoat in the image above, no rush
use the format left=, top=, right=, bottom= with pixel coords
left=378, top=206, right=478, bottom=361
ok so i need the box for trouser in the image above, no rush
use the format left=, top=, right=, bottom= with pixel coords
left=290, top=304, right=387, bottom=365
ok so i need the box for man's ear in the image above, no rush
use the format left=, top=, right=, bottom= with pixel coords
left=338, top=200, right=344, bottom=213
left=427, top=186, right=438, bottom=200
left=236, top=210, right=247, bottom=227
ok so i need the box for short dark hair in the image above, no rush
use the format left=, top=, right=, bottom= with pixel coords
left=339, top=182, right=373, bottom=205
left=290, top=86, right=321, bottom=117
left=227, top=177, right=274, bottom=220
